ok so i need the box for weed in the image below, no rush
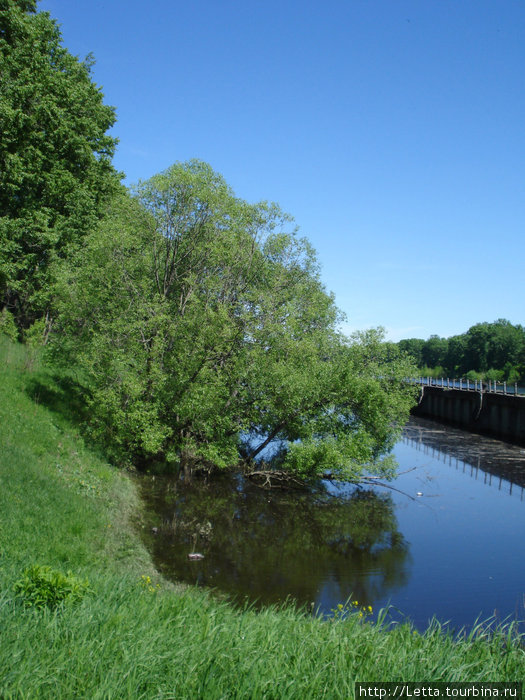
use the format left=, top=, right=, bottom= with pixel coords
left=13, top=564, right=92, bottom=610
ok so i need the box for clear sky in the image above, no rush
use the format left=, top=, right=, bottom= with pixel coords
left=39, top=0, right=524, bottom=341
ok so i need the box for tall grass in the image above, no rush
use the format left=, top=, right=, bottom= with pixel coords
left=2, top=583, right=523, bottom=699
left=1, top=337, right=524, bottom=698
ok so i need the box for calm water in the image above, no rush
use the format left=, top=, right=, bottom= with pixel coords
left=140, top=417, right=525, bottom=632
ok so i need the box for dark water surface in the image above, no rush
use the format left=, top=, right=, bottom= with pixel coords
left=140, top=417, right=525, bottom=632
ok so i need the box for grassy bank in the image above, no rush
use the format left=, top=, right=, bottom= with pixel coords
left=1, top=338, right=523, bottom=699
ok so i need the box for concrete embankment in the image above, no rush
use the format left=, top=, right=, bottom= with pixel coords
left=411, top=386, right=525, bottom=445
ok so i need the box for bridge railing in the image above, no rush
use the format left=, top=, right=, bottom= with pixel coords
left=410, top=377, right=525, bottom=396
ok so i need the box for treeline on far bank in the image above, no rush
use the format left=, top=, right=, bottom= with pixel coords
left=398, top=319, right=525, bottom=383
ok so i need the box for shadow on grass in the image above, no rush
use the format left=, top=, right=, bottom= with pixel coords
left=25, top=370, right=91, bottom=433
left=24, top=368, right=130, bottom=468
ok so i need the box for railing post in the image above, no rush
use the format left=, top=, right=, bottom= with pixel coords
left=504, top=381, right=507, bottom=395
left=466, top=378, right=469, bottom=391
left=459, top=377, right=462, bottom=390
left=515, top=382, right=518, bottom=396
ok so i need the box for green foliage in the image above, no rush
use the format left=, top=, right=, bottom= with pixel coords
left=0, top=306, right=17, bottom=340
left=421, top=335, right=448, bottom=368
left=0, top=0, right=417, bottom=482
left=504, top=363, right=520, bottom=383
left=1, top=338, right=524, bottom=697
left=484, top=368, right=505, bottom=382
left=399, top=319, right=525, bottom=382
left=50, top=162, right=418, bottom=480
left=398, top=337, right=425, bottom=366
left=23, top=315, right=48, bottom=346
left=445, top=334, right=468, bottom=375
left=0, top=0, right=120, bottom=327
left=419, top=365, right=446, bottom=379
left=13, top=564, right=92, bottom=609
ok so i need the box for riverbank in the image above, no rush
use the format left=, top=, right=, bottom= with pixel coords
left=1, top=338, right=524, bottom=698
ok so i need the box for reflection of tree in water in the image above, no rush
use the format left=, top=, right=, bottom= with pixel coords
left=141, top=472, right=411, bottom=611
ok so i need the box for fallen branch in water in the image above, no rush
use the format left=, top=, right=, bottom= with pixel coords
left=246, top=466, right=419, bottom=498
left=246, top=470, right=309, bottom=490
left=360, top=466, right=417, bottom=480
left=358, top=478, right=417, bottom=501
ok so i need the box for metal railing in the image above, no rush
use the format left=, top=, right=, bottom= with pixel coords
left=411, top=377, right=525, bottom=396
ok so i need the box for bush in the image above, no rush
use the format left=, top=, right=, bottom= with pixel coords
left=485, top=368, right=505, bottom=382
left=13, top=565, right=92, bottom=610
left=24, top=317, right=48, bottom=347
left=503, top=363, right=521, bottom=383
left=419, top=365, right=445, bottom=379
left=0, top=309, right=18, bottom=341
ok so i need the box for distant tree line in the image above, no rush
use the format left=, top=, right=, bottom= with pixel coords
left=0, top=0, right=418, bottom=481
left=398, top=319, right=525, bottom=383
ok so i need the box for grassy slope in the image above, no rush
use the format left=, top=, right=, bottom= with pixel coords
left=0, top=337, right=523, bottom=699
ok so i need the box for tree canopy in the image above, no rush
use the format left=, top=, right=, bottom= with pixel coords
left=51, top=161, right=417, bottom=480
left=1, top=2, right=418, bottom=483
left=398, top=319, right=525, bottom=382
left=0, top=0, right=119, bottom=328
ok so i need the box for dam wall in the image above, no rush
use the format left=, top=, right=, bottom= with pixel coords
left=411, top=386, right=525, bottom=445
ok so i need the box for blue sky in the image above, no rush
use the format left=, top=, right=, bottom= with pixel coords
left=39, top=0, right=524, bottom=341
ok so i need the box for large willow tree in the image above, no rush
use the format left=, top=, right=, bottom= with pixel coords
left=52, top=161, right=417, bottom=481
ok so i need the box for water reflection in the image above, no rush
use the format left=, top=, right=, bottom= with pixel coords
left=139, top=418, right=525, bottom=631
left=141, top=471, right=411, bottom=611
left=403, top=417, right=525, bottom=497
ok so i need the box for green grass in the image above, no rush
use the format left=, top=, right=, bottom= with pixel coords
left=1, top=337, right=524, bottom=698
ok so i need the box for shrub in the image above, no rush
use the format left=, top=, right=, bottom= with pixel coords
left=13, top=565, right=92, bottom=610
left=485, top=368, right=505, bottom=382
left=419, top=365, right=445, bottom=379
left=0, top=309, right=18, bottom=342
left=503, top=362, right=521, bottom=383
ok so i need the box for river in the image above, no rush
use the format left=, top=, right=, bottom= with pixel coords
left=140, top=416, right=525, bottom=633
